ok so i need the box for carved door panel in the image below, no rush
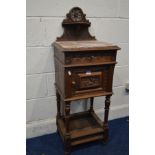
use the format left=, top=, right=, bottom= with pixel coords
left=75, top=71, right=102, bottom=90
left=65, top=66, right=111, bottom=98
left=70, top=70, right=105, bottom=95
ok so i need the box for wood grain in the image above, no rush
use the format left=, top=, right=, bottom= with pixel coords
left=53, top=7, right=120, bottom=155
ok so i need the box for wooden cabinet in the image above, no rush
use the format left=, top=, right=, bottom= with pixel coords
left=52, top=7, right=120, bottom=155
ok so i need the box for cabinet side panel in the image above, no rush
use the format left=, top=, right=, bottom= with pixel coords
left=107, top=65, right=115, bottom=92
left=106, top=51, right=117, bottom=92
left=54, top=56, right=65, bottom=97
left=54, top=47, right=65, bottom=63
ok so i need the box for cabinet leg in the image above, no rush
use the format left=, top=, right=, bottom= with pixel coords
left=65, top=101, right=71, bottom=133
left=64, top=101, right=71, bottom=155
left=103, top=95, right=111, bottom=143
left=64, top=133, right=71, bottom=155
left=56, top=91, right=61, bottom=127
left=90, top=97, right=94, bottom=112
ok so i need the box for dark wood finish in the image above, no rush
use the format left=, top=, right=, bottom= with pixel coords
left=56, top=90, right=61, bottom=127
left=52, top=7, right=120, bottom=155
left=53, top=41, right=120, bottom=52
left=90, top=97, right=94, bottom=112
left=56, top=7, right=95, bottom=41
left=57, top=111, right=104, bottom=146
left=64, top=101, right=71, bottom=154
left=103, top=95, right=111, bottom=142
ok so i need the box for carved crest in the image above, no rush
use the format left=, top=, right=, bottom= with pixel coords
left=63, top=7, right=90, bottom=24
left=56, top=7, right=96, bottom=41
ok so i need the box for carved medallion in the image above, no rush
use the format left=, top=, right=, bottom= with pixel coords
left=70, top=7, right=83, bottom=22
left=64, top=7, right=88, bottom=23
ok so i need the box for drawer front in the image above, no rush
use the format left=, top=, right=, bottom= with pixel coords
left=65, top=51, right=116, bottom=65
left=65, top=66, right=112, bottom=97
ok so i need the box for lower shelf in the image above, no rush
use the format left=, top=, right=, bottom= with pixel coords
left=57, top=111, right=104, bottom=146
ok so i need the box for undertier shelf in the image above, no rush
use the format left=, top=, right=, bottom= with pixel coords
left=57, top=111, right=105, bottom=146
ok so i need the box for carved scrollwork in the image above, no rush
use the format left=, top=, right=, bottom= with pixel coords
left=56, top=7, right=96, bottom=41
left=80, top=76, right=100, bottom=89
left=65, top=52, right=114, bottom=65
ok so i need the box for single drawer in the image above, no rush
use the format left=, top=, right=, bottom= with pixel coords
left=65, top=51, right=116, bottom=65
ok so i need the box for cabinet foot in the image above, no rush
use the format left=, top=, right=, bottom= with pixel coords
left=103, top=126, right=109, bottom=143
left=64, top=145, right=71, bottom=155
left=64, top=150, right=71, bottom=155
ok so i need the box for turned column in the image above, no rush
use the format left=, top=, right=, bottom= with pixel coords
left=64, top=101, right=71, bottom=155
left=103, top=95, right=111, bottom=142
left=56, top=90, right=61, bottom=126
left=90, top=97, right=94, bottom=112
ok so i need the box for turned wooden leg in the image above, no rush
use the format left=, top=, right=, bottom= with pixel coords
left=64, top=101, right=71, bottom=155
left=103, top=95, right=111, bottom=143
left=64, top=133, right=71, bottom=155
left=56, top=91, right=61, bottom=126
left=90, top=97, right=94, bottom=112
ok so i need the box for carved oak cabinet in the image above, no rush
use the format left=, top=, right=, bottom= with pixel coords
left=52, top=7, right=120, bottom=155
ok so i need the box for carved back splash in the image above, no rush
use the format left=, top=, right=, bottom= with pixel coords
left=57, top=7, right=96, bottom=41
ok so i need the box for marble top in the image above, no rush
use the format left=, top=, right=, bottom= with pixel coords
left=53, top=41, right=120, bottom=51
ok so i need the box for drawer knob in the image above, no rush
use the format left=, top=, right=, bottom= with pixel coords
left=68, top=70, right=71, bottom=76
left=72, top=81, right=76, bottom=85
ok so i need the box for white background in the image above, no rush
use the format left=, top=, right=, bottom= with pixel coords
left=0, top=0, right=155, bottom=155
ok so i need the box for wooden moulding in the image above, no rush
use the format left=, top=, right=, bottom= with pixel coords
left=64, top=91, right=113, bottom=101
left=63, top=61, right=117, bottom=68
left=53, top=41, right=120, bottom=52
left=55, top=82, right=113, bottom=102
left=57, top=111, right=104, bottom=146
